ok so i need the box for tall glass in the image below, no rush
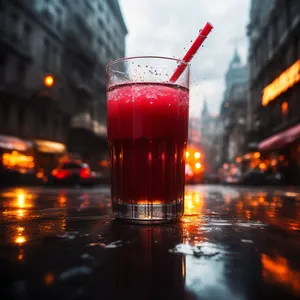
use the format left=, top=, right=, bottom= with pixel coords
left=106, top=56, right=189, bottom=223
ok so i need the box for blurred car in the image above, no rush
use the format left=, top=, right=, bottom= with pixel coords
left=49, top=161, right=99, bottom=186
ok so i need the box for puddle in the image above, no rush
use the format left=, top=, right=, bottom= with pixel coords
left=241, top=239, right=253, bottom=243
left=88, top=240, right=123, bottom=248
left=169, top=242, right=222, bottom=259
left=59, top=266, right=92, bottom=281
left=57, top=231, right=78, bottom=240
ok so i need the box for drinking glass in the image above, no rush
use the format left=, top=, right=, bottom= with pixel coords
left=106, top=56, right=189, bottom=223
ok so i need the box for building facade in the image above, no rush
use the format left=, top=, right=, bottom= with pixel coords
left=219, top=50, right=248, bottom=165
left=0, top=0, right=127, bottom=176
left=199, top=100, right=222, bottom=172
left=247, top=0, right=300, bottom=184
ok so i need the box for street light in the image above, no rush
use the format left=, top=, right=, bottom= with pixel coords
left=44, top=75, right=55, bottom=87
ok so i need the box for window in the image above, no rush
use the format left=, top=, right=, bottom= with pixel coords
left=18, top=108, right=25, bottom=134
left=278, top=13, right=286, bottom=37
left=56, top=7, right=63, bottom=30
left=59, top=87, right=65, bottom=100
left=10, top=12, right=19, bottom=40
left=17, top=62, right=27, bottom=86
left=272, top=17, right=278, bottom=48
left=59, top=0, right=67, bottom=6
left=0, top=54, right=6, bottom=83
left=98, top=18, right=104, bottom=28
left=293, top=36, right=299, bottom=61
left=43, top=38, right=50, bottom=69
left=52, top=46, right=57, bottom=70
left=291, top=0, right=299, bottom=20
left=0, top=3, right=5, bottom=32
left=23, top=22, right=32, bottom=46
left=1, top=102, right=10, bottom=130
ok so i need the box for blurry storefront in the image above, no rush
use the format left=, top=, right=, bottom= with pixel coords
left=258, top=124, right=300, bottom=184
left=248, top=0, right=300, bottom=185
left=0, top=135, right=35, bottom=185
left=256, top=59, right=300, bottom=184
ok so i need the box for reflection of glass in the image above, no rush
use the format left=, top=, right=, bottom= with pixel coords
left=109, top=223, right=186, bottom=299
left=262, top=254, right=300, bottom=296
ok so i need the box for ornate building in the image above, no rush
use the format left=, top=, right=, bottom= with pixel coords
left=219, top=49, right=248, bottom=165
left=199, top=100, right=221, bottom=172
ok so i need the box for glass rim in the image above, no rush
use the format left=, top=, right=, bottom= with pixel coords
left=106, top=56, right=189, bottom=72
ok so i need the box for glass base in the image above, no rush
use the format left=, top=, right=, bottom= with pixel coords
left=112, top=201, right=184, bottom=224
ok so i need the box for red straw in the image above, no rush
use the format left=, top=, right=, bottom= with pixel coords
left=170, top=22, right=214, bottom=82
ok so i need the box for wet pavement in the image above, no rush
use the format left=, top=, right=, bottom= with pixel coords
left=0, top=185, right=300, bottom=300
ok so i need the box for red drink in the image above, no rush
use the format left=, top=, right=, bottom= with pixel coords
left=107, top=83, right=189, bottom=207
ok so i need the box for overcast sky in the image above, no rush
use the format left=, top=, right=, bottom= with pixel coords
left=119, top=0, right=251, bottom=116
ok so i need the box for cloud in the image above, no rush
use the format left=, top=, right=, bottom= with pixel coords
left=119, top=0, right=250, bottom=115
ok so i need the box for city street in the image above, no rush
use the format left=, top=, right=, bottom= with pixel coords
left=1, top=184, right=300, bottom=300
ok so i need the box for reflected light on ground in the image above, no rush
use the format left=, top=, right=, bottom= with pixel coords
left=17, top=226, right=24, bottom=233
left=15, top=235, right=26, bottom=245
left=262, top=254, right=300, bottom=295
left=184, top=191, right=204, bottom=216
left=57, top=194, right=67, bottom=208
left=17, top=192, right=25, bottom=208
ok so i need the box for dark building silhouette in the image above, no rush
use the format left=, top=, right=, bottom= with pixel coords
left=219, top=49, right=248, bottom=164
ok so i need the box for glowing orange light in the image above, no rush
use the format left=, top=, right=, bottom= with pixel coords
left=2, top=151, right=35, bottom=170
left=17, top=209, right=24, bottom=218
left=99, top=160, right=109, bottom=167
left=236, top=157, right=242, bottom=163
left=44, top=273, right=55, bottom=286
left=253, top=152, right=261, bottom=159
left=194, top=152, right=201, bottom=159
left=58, top=194, right=67, bottom=208
left=195, top=162, right=201, bottom=169
left=186, top=151, right=190, bottom=158
left=271, top=159, right=277, bottom=166
left=262, top=254, right=300, bottom=295
left=281, top=101, right=288, bottom=115
left=259, top=163, right=266, bottom=170
left=262, top=59, right=300, bottom=106
left=244, top=153, right=252, bottom=160
left=36, top=171, right=44, bottom=179
left=18, top=193, right=25, bottom=208
left=17, top=226, right=25, bottom=233
left=15, top=236, right=26, bottom=244
left=279, top=155, right=285, bottom=161
left=44, top=75, right=55, bottom=87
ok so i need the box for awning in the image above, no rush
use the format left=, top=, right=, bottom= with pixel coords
left=258, top=123, right=300, bottom=151
left=0, top=135, right=33, bottom=152
left=35, top=140, right=67, bottom=154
